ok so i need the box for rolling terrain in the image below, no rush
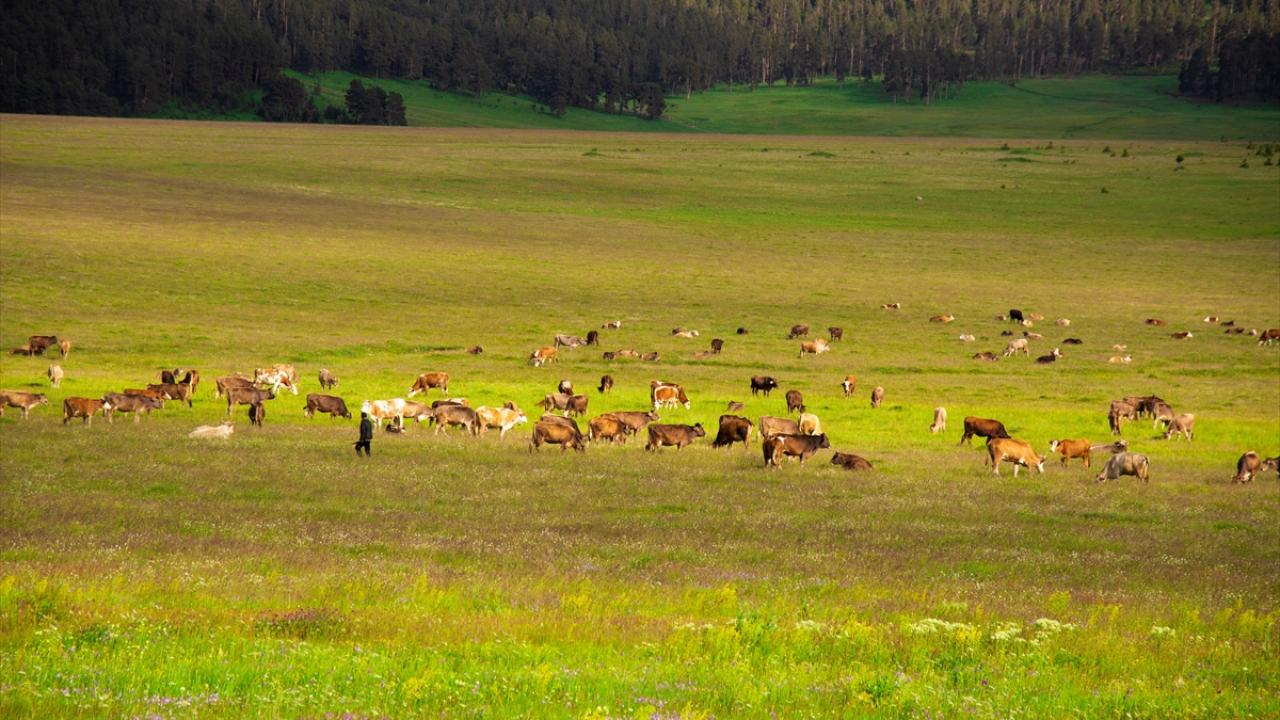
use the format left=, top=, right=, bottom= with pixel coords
left=1, top=114, right=1279, bottom=718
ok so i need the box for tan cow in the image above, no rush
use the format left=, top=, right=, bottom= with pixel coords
left=758, top=415, right=800, bottom=439
left=799, top=338, right=830, bottom=357
left=47, top=363, right=63, bottom=387
left=408, top=372, right=449, bottom=397
left=433, top=404, right=480, bottom=435
left=102, top=392, right=161, bottom=423
left=476, top=406, right=527, bottom=439
left=929, top=314, right=955, bottom=323
left=798, top=412, right=822, bottom=435
left=929, top=407, right=947, bottom=434
left=188, top=421, right=235, bottom=439
left=1233, top=452, right=1280, bottom=483
left=63, top=397, right=108, bottom=426
left=870, top=386, right=885, bottom=408
left=1097, top=452, right=1150, bottom=483
left=1003, top=338, right=1030, bottom=357
left=987, top=438, right=1045, bottom=476
left=0, top=391, right=49, bottom=419
left=1163, top=413, right=1195, bottom=440
left=58, top=339, right=72, bottom=359
left=529, top=346, right=558, bottom=367
left=1108, top=355, right=1133, bottom=364
left=1047, top=439, right=1125, bottom=468
left=587, top=415, right=629, bottom=444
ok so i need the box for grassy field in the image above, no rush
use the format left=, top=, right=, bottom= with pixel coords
left=292, top=71, right=1280, bottom=140
left=1, top=114, right=1279, bottom=718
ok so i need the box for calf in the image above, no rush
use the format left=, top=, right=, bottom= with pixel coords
left=530, top=419, right=584, bottom=452
left=646, top=423, right=706, bottom=451
left=763, top=433, right=830, bottom=467
left=959, top=416, right=1010, bottom=446
left=47, top=363, right=63, bottom=387
left=929, top=407, right=947, bottom=434
left=799, top=338, right=830, bottom=357
left=476, top=406, right=527, bottom=439
left=1163, top=413, right=1195, bottom=440
left=226, top=387, right=274, bottom=416
left=598, top=374, right=614, bottom=393
left=711, top=415, right=753, bottom=449
left=318, top=368, right=339, bottom=390
left=785, top=389, right=805, bottom=414
left=798, top=412, right=822, bottom=435
left=585, top=330, right=599, bottom=346
left=759, top=415, right=800, bottom=439
left=1233, top=452, right=1280, bottom=483
left=565, top=394, right=589, bottom=418
left=1097, top=452, right=1150, bottom=483
left=587, top=415, right=629, bottom=444
left=870, top=386, right=885, bottom=409
left=433, top=404, right=480, bottom=435
left=58, top=339, right=72, bottom=359
left=304, top=393, right=351, bottom=419
left=750, top=375, right=779, bottom=396
left=828, top=327, right=843, bottom=342
left=710, top=338, right=725, bottom=354
left=408, top=372, right=449, bottom=397
left=1108, top=400, right=1138, bottom=435
left=831, top=452, right=873, bottom=471
left=63, top=397, right=108, bottom=426
left=1145, top=318, right=1166, bottom=326
left=248, top=402, right=265, bottom=427
left=841, top=375, right=856, bottom=398
left=987, top=437, right=1045, bottom=476
left=788, top=324, right=810, bottom=339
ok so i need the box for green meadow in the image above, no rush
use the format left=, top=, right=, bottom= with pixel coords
left=1, top=114, right=1279, bottom=718
left=291, top=71, right=1280, bottom=140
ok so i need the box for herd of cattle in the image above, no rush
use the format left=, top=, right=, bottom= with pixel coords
left=3, top=314, right=1278, bottom=483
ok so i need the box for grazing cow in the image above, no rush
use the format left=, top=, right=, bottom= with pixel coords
left=646, top=423, right=705, bottom=451
left=466, top=345, right=484, bottom=355
left=1145, top=318, right=1166, bottom=326
left=226, top=387, right=274, bottom=416
left=102, top=392, right=161, bottom=423
left=150, top=383, right=193, bottom=407
left=930, top=407, right=947, bottom=434
left=712, top=415, right=753, bottom=449
left=318, top=369, right=338, bottom=390
left=841, top=375, right=856, bottom=398
left=788, top=324, right=810, bottom=339
left=1108, top=355, right=1133, bottom=364
left=1003, top=338, right=1030, bottom=357
left=248, top=401, right=265, bottom=427
left=1150, top=401, right=1177, bottom=430
left=758, top=415, right=801, bottom=439
left=1008, top=309, right=1025, bottom=323
left=1163, top=413, right=1195, bottom=440
left=598, top=375, right=614, bottom=393
left=642, top=351, right=661, bottom=362
left=651, top=383, right=689, bottom=410
left=558, top=379, right=574, bottom=395
left=47, top=363, right=63, bottom=387
left=400, top=401, right=434, bottom=425
left=929, top=314, right=955, bottom=323
left=736, top=327, right=749, bottom=335
left=188, top=422, right=234, bottom=439
left=1171, top=331, right=1193, bottom=340
left=539, top=393, right=573, bottom=414
left=529, top=346, right=559, bottom=367
left=58, top=339, right=71, bottom=359
left=958, top=334, right=976, bottom=342
left=586, top=330, right=600, bottom=346
left=671, top=328, right=700, bottom=339
left=799, top=338, right=830, bottom=357
left=1233, top=452, right=1280, bottom=483
left=63, top=397, right=108, bottom=426
left=1035, top=348, right=1062, bottom=364
left=1056, top=318, right=1071, bottom=327
left=433, top=404, right=480, bottom=435
left=725, top=400, right=744, bottom=412
left=565, top=394, right=589, bottom=417
left=408, top=372, right=449, bottom=397
left=959, top=416, right=1010, bottom=446
left=214, top=375, right=255, bottom=399
left=972, top=351, right=999, bottom=361
left=602, top=320, right=621, bottom=329
left=831, top=452, right=873, bottom=471
left=476, top=404, right=524, bottom=438
left=1108, top=400, right=1138, bottom=435
left=530, top=419, right=585, bottom=452
left=870, top=386, right=885, bottom=409
left=828, top=327, right=844, bottom=342
left=710, top=338, right=724, bottom=354
left=763, top=433, right=830, bottom=467
left=987, top=438, right=1045, bottom=476
left=785, top=390, right=805, bottom=414
left=123, top=387, right=166, bottom=406
left=587, top=415, right=628, bottom=444
left=1063, top=338, right=1083, bottom=345
left=554, top=334, right=587, bottom=349
left=1097, top=452, right=1150, bottom=483
left=363, top=398, right=406, bottom=427
left=602, top=410, right=661, bottom=437
left=304, top=394, right=351, bottom=419
left=27, top=335, right=58, bottom=355
left=538, top=414, right=578, bottom=429
left=750, top=375, right=780, bottom=396
left=1258, top=328, right=1280, bottom=345
left=254, top=364, right=298, bottom=395
left=798, top=412, right=822, bottom=435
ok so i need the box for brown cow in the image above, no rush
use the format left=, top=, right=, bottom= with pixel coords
left=539, top=392, right=573, bottom=414
left=959, top=416, right=1010, bottom=446
left=248, top=402, right=265, bottom=427
left=598, top=375, right=614, bottom=394
left=1170, top=331, right=1193, bottom=340
left=972, top=351, right=999, bottom=361
left=177, top=370, right=199, bottom=394
left=828, top=326, right=843, bottom=342
left=711, top=415, right=753, bottom=449
left=27, top=335, right=58, bottom=355
left=831, top=452, right=873, bottom=471
left=750, top=375, right=779, bottom=396
left=318, top=369, right=339, bottom=390
left=1233, top=452, right=1280, bottom=483
left=304, top=394, right=351, bottom=419
left=401, top=401, right=434, bottom=425
left=0, top=390, right=48, bottom=419
left=433, top=404, right=479, bottom=435
left=651, top=383, right=689, bottom=410
left=1047, top=438, right=1129, bottom=468
left=841, top=375, right=856, bottom=398
left=585, top=330, right=600, bottom=346
left=763, top=433, right=830, bottom=467
left=929, top=315, right=955, bottom=324
left=646, top=423, right=706, bottom=451
left=408, top=372, right=449, bottom=397
left=870, top=386, right=885, bottom=409
left=214, top=374, right=255, bottom=399
left=1035, top=348, right=1062, bottom=364
left=603, top=410, right=661, bottom=436
left=123, top=388, right=166, bottom=406
left=226, top=387, right=274, bottom=416
left=150, top=382, right=193, bottom=407
left=63, top=397, right=107, bottom=426
left=788, top=324, right=810, bottom=339
left=565, top=394, right=589, bottom=417
left=1108, top=400, right=1138, bottom=435
left=642, top=351, right=661, bottom=362
left=758, top=415, right=801, bottom=439
left=1258, top=328, right=1280, bottom=345
left=530, top=419, right=585, bottom=452
left=1145, top=318, right=1166, bottom=326
left=799, top=338, right=830, bottom=357
left=710, top=338, right=725, bottom=354
left=529, top=346, right=558, bottom=366
left=466, top=345, right=484, bottom=355
left=588, top=415, right=629, bottom=444
left=160, top=368, right=180, bottom=384
left=785, top=389, right=805, bottom=414
left=987, top=438, right=1045, bottom=476
left=102, top=392, right=161, bottom=423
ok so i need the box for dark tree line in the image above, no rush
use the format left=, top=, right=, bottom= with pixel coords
left=3, top=0, right=1278, bottom=120
left=1180, top=32, right=1280, bottom=102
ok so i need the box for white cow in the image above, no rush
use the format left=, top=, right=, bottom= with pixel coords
left=189, top=421, right=234, bottom=439
left=476, top=406, right=528, bottom=439
left=363, top=398, right=407, bottom=428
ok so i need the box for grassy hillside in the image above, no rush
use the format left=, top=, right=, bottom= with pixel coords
left=293, top=71, right=1280, bottom=139
left=1, top=115, right=1278, bottom=718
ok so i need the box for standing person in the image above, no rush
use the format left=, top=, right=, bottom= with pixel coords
left=355, top=411, right=373, bottom=457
